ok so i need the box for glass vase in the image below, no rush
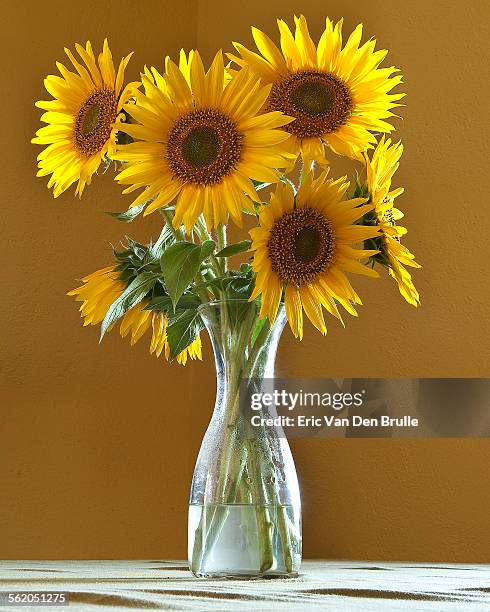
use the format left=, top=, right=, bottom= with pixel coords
left=188, top=299, right=302, bottom=578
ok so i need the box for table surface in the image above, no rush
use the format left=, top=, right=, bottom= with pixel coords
left=0, top=560, right=489, bottom=611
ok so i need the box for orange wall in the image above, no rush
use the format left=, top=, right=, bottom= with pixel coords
left=1, top=0, right=489, bottom=561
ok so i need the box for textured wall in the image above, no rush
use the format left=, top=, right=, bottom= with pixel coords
left=1, top=0, right=489, bottom=561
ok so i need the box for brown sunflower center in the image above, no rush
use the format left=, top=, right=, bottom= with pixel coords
left=167, top=109, right=242, bottom=185
left=268, top=70, right=353, bottom=139
left=74, top=89, right=118, bottom=156
left=182, top=126, right=220, bottom=167
left=267, top=207, right=335, bottom=285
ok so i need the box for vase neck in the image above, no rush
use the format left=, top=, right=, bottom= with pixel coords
left=198, top=301, right=285, bottom=414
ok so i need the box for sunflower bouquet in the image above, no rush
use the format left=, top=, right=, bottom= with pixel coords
left=33, top=15, right=420, bottom=577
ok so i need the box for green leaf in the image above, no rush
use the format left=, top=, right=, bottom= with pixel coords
left=176, top=294, right=202, bottom=310
left=251, top=317, right=268, bottom=347
left=150, top=224, right=175, bottom=258
left=353, top=181, right=369, bottom=199
left=229, top=276, right=253, bottom=294
left=105, top=203, right=146, bottom=222
left=200, top=240, right=216, bottom=260
left=144, top=295, right=173, bottom=313
left=161, top=241, right=214, bottom=309
left=240, top=263, right=252, bottom=274
left=100, top=272, right=158, bottom=340
left=165, top=308, right=204, bottom=361
left=145, top=293, right=200, bottom=313
left=117, top=268, right=137, bottom=283
left=215, top=240, right=251, bottom=258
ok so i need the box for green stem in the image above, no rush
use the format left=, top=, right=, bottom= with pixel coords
left=195, top=216, right=223, bottom=280
left=195, top=271, right=213, bottom=305
left=247, top=438, right=273, bottom=573
left=298, top=158, right=315, bottom=186
left=217, top=223, right=227, bottom=273
left=277, top=505, right=294, bottom=573
left=159, top=209, right=185, bottom=241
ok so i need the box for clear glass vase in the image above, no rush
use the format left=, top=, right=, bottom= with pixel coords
left=188, top=300, right=302, bottom=578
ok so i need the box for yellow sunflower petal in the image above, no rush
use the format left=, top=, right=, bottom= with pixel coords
left=284, top=284, right=303, bottom=339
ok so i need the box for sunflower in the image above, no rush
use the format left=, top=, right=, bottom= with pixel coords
left=68, top=266, right=125, bottom=325
left=32, top=39, right=138, bottom=197
left=249, top=171, right=380, bottom=339
left=364, top=137, right=421, bottom=306
left=119, top=301, right=202, bottom=365
left=228, top=15, right=404, bottom=163
left=68, top=267, right=201, bottom=365
left=113, top=50, right=294, bottom=232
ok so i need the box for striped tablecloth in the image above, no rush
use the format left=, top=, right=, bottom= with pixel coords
left=0, top=560, right=489, bottom=610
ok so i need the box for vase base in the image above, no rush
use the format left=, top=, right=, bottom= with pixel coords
left=188, top=503, right=302, bottom=578
left=190, top=569, right=299, bottom=580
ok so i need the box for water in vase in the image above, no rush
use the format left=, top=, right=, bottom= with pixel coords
left=189, top=503, right=301, bottom=577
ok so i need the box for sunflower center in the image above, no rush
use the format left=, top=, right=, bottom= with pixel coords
left=267, top=207, right=335, bottom=285
left=293, top=226, right=321, bottom=262
left=290, top=81, right=334, bottom=117
left=75, top=89, right=118, bottom=157
left=81, top=104, right=101, bottom=136
left=167, top=109, right=242, bottom=185
left=268, top=70, right=353, bottom=139
left=182, top=126, right=220, bottom=167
